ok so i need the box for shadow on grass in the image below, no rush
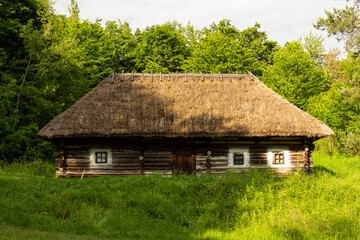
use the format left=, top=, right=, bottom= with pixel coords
left=0, top=165, right=287, bottom=240
left=313, top=166, right=336, bottom=176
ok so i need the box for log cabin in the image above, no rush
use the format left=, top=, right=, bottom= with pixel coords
left=37, top=72, right=334, bottom=177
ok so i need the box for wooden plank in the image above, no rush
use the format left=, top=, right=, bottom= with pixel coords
left=143, top=167, right=172, bottom=170
left=143, top=170, right=172, bottom=175
left=250, top=161, right=268, bottom=165
left=112, top=159, right=140, bottom=163
left=144, top=151, right=172, bottom=155
left=112, top=163, right=141, bottom=167
left=209, top=156, right=228, bottom=160
left=66, top=159, right=90, bottom=164
left=112, top=154, right=139, bottom=158
left=250, top=153, right=269, bottom=156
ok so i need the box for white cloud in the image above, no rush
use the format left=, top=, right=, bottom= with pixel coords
left=54, top=0, right=348, bottom=52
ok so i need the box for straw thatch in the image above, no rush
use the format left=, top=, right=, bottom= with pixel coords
left=38, top=73, right=334, bottom=139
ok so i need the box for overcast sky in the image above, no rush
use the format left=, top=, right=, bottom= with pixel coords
left=53, top=0, right=348, bottom=53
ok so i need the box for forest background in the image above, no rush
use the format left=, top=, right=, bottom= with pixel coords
left=1, top=0, right=360, bottom=163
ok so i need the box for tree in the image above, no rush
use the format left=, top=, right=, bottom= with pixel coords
left=133, top=22, right=190, bottom=73
left=238, top=22, right=278, bottom=65
left=105, top=20, right=137, bottom=72
left=183, top=20, right=277, bottom=75
left=262, top=41, right=328, bottom=109
left=300, top=31, right=326, bottom=64
left=0, top=0, right=117, bottom=161
left=314, top=0, right=360, bottom=56
left=307, top=57, right=360, bottom=154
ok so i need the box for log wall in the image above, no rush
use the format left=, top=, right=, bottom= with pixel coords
left=143, top=151, right=172, bottom=176
left=54, top=137, right=312, bottom=177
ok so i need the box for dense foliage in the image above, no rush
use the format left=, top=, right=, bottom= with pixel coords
left=1, top=153, right=360, bottom=239
left=1, top=0, right=360, bottom=162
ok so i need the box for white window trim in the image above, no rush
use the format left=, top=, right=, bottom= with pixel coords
left=90, top=148, right=112, bottom=166
left=267, top=148, right=291, bottom=168
left=228, top=147, right=250, bottom=168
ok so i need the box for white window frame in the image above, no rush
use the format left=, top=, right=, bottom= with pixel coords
left=90, top=148, right=112, bottom=166
left=267, top=148, right=291, bottom=168
left=228, top=147, right=250, bottom=168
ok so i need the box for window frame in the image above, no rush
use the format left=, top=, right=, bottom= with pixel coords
left=233, top=152, right=245, bottom=166
left=95, top=152, right=108, bottom=164
left=273, top=152, right=285, bottom=165
left=90, top=148, right=112, bottom=166
left=228, top=147, right=250, bottom=168
left=267, top=148, right=290, bottom=168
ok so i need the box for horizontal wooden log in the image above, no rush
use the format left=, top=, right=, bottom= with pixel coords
left=67, top=169, right=141, bottom=174
left=112, top=150, right=140, bottom=153
left=63, top=154, right=89, bottom=158
left=112, top=163, right=141, bottom=167
left=196, top=167, right=207, bottom=171
left=67, top=167, right=140, bottom=170
left=143, top=160, right=172, bottom=164
left=60, top=151, right=90, bottom=157
left=66, top=163, right=89, bottom=167
left=66, top=172, right=141, bottom=177
left=249, top=156, right=268, bottom=159
left=250, top=161, right=268, bottom=165
left=112, top=159, right=140, bottom=163
left=66, top=159, right=90, bottom=164
left=210, top=167, right=228, bottom=171
left=144, top=157, right=172, bottom=161
left=143, top=167, right=172, bottom=170
left=143, top=170, right=172, bottom=175
left=144, top=152, right=172, bottom=155
left=210, top=162, right=229, bottom=166
left=143, top=162, right=171, bottom=167
left=196, top=158, right=206, bottom=162
left=112, top=154, right=140, bottom=159
left=66, top=158, right=89, bottom=163
left=250, top=152, right=269, bottom=155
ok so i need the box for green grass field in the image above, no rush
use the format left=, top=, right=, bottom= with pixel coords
left=1, top=152, right=360, bottom=239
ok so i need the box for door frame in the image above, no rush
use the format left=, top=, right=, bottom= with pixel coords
left=172, top=148, right=196, bottom=174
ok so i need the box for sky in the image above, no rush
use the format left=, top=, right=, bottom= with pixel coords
left=53, top=0, right=349, bottom=53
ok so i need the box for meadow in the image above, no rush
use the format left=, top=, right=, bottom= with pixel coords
left=1, top=152, right=360, bottom=239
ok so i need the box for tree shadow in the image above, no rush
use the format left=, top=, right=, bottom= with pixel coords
left=176, top=114, right=248, bottom=136
left=312, top=165, right=337, bottom=176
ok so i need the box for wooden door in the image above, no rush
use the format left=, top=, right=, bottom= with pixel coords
left=173, top=151, right=195, bottom=174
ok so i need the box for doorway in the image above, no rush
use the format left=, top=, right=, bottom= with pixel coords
left=173, top=150, right=195, bottom=174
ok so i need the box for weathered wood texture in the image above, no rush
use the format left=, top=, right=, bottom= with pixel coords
left=54, top=138, right=312, bottom=177
left=144, top=151, right=172, bottom=176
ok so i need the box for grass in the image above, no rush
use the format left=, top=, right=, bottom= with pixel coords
left=1, top=152, right=360, bottom=239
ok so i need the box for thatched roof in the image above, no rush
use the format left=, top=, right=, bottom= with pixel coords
left=38, top=73, right=334, bottom=140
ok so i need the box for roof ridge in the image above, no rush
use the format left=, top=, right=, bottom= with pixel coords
left=110, top=72, right=250, bottom=83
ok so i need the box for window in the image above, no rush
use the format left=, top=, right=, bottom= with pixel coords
left=228, top=147, right=249, bottom=167
left=90, top=148, right=112, bottom=166
left=233, top=153, right=244, bottom=165
left=273, top=152, right=284, bottom=164
left=95, top=152, right=107, bottom=164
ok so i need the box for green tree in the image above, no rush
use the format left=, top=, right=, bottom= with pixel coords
left=300, top=31, right=326, bottom=64
left=134, top=21, right=190, bottom=73
left=183, top=20, right=277, bottom=75
left=0, top=0, right=117, bottom=161
left=307, top=52, right=360, bottom=154
left=314, top=0, right=360, bottom=56
left=262, top=41, right=328, bottom=109
left=238, top=22, right=278, bottom=65
left=105, top=20, right=137, bottom=72
left=0, top=0, right=56, bottom=161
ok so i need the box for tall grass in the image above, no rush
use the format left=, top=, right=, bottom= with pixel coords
left=1, top=152, right=359, bottom=239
